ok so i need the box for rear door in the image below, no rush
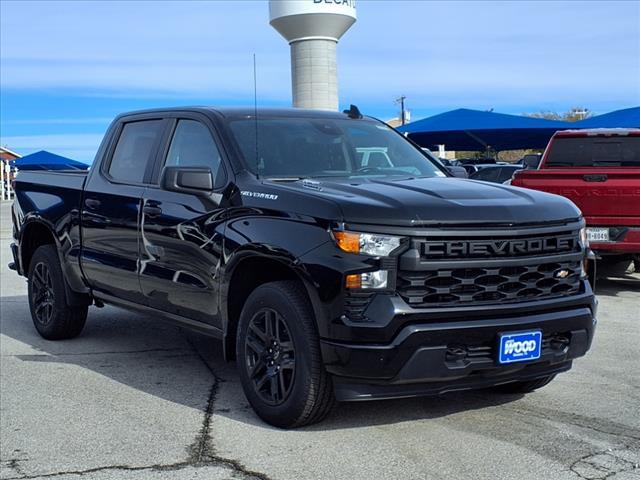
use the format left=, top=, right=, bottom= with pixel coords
left=81, top=117, right=167, bottom=303
left=139, top=115, right=230, bottom=327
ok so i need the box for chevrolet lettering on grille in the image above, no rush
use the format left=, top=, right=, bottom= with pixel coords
left=422, top=235, right=576, bottom=258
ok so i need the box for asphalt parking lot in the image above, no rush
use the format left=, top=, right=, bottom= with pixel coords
left=1, top=201, right=639, bottom=480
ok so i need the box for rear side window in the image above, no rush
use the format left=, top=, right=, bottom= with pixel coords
left=165, top=120, right=222, bottom=173
left=108, top=120, right=164, bottom=183
left=546, top=136, right=640, bottom=167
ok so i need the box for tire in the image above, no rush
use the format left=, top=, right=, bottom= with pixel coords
left=27, top=245, right=88, bottom=340
left=236, top=280, right=335, bottom=428
left=492, top=374, right=556, bottom=394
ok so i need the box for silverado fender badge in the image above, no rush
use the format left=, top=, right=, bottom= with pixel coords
left=241, top=191, right=279, bottom=200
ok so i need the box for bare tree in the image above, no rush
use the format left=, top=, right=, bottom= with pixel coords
left=524, top=107, right=592, bottom=122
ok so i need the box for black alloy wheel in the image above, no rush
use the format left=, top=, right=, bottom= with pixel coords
left=27, top=245, right=88, bottom=340
left=31, top=261, right=55, bottom=326
left=245, top=308, right=296, bottom=406
left=236, top=281, right=335, bottom=428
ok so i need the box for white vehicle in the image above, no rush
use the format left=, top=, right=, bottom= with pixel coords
left=356, top=147, right=393, bottom=168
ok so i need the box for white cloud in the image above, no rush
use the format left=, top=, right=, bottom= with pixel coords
left=0, top=0, right=638, bottom=115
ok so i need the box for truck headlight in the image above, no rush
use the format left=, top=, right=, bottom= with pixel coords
left=579, top=227, right=589, bottom=249
left=579, top=227, right=590, bottom=278
left=346, top=270, right=388, bottom=289
left=333, top=230, right=403, bottom=256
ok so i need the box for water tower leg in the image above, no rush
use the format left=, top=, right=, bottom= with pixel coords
left=290, top=39, right=338, bottom=111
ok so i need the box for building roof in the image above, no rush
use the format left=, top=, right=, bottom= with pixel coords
left=1, top=146, right=22, bottom=159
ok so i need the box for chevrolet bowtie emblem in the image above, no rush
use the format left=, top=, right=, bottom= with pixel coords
left=554, top=269, right=570, bottom=279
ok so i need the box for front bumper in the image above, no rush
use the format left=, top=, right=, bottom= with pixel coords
left=322, top=290, right=597, bottom=402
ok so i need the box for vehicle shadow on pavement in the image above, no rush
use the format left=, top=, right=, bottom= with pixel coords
left=1, top=295, right=217, bottom=412
left=595, top=275, right=640, bottom=298
left=2, top=294, right=527, bottom=430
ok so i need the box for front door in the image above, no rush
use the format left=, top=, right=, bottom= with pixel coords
left=139, top=118, right=229, bottom=326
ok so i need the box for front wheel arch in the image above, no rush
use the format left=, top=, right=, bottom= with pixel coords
left=222, top=253, right=325, bottom=361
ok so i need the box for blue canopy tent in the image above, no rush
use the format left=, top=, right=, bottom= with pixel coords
left=11, top=151, right=89, bottom=171
left=573, top=106, right=640, bottom=128
left=397, top=108, right=572, bottom=151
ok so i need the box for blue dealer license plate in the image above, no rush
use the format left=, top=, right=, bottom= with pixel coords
left=498, top=331, right=542, bottom=364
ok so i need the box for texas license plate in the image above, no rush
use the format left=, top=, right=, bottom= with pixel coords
left=587, top=227, right=609, bottom=242
left=498, top=331, right=542, bottom=364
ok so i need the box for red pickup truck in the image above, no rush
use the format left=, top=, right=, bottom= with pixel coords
left=512, top=128, right=640, bottom=272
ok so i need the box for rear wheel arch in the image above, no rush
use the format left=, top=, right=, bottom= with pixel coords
left=223, top=254, right=324, bottom=361
left=20, top=220, right=58, bottom=274
left=20, top=220, right=91, bottom=306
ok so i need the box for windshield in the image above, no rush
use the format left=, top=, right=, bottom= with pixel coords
left=547, top=136, right=640, bottom=167
left=228, top=117, right=445, bottom=179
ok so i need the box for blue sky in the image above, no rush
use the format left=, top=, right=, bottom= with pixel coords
left=1, top=0, right=639, bottom=162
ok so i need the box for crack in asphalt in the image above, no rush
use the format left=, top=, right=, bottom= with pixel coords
left=4, top=458, right=26, bottom=477
left=187, top=382, right=217, bottom=463
left=184, top=334, right=272, bottom=480
left=0, top=460, right=235, bottom=479
left=569, top=446, right=639, bottom=480
left=1, top=335, right=270, bottom=480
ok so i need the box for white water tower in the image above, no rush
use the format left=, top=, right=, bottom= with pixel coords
left=269, top=0, right=357, bottom=111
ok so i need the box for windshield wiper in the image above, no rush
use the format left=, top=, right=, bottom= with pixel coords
left=265, top=176, right=308, bottom=182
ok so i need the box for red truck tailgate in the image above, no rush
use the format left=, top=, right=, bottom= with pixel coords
left=512, top=168, right=640, bottom=224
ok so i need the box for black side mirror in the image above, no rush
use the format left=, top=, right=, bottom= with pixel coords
left=446, top=166, right=469, bottom=178
left=161, top=166, right=213, bottom=194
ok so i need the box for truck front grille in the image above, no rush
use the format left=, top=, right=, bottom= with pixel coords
left=393, top=223, right=585, bottom=308
left=397, top=260, right=581, bottom=307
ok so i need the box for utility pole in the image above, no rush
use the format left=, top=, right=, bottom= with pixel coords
left=395, top=95, right=407, bottom=125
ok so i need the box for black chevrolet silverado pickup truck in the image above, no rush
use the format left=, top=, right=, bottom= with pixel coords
left=10, top=107, right=597, bottom=428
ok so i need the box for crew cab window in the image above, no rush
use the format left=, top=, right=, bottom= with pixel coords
left=546, top=136, right=640, bottom=167
left=165, top=120, right=222, bottom=175
left=108, top=120, right=164, bottom=183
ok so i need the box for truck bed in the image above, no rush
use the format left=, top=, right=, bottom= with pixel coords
left=512, top=128, right=640, bottom=255
left=13, top=169, right=88, bottom=216
left=11, top=169, right=89, bottom=283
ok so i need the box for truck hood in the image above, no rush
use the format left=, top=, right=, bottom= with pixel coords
left=262, top=177, right=581, bottom=227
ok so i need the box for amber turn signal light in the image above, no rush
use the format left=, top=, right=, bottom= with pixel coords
left=345, top=274, right=362, bottom=289
left=334, top=231, right=360, bottom=254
